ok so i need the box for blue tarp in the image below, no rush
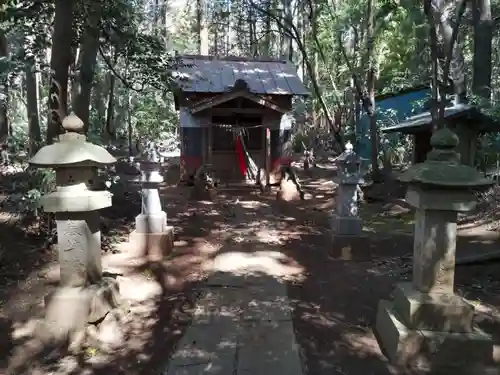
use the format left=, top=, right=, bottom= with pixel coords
left=356, top=87, right=430, bottom=161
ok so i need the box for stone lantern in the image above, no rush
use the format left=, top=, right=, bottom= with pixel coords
left=129, top=142, right=174, bottom=260
left=375, top=128, right=496, bottom=372
left=29, top=114, right=122, bottom=342
left=331, top=141, right=364, bottom=235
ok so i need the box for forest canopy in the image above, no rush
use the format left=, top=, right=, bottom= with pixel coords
left=0, top=0, right=498, bottom=168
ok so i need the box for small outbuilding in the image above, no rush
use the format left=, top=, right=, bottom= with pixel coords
left=171, top=55, right=309, bottom=183
left=381, top=103, right=500, bottom=165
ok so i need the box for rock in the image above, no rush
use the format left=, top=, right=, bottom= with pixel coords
left=88, top=277, right=122, bottom=323
left=41, top=286, right=91, bottom=350
left=277, top=178, right=301, bottom=201
left=96, top=312, right=124, bottom=350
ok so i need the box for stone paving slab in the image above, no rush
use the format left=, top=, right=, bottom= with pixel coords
left=165, top=362, right=233, bottom=375
left=237, top=319, right=303, bottom=375
left=167, top=319, right=239, bottom=368
left=242, top=293, right=292, bottom=322
left=205, top=271, right=247, bottom=288
left=191, top=287, right=245, bottom=325
left=242, top=280, right=293, bottom=322
left=163, top=271, right=303, bottom=375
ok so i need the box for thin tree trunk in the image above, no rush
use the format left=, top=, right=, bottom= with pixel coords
left=365, top=0, right=379, bottom=175
left=472, top=0, right=493, bottom=101
left=263, top=0, right=272, bottom=55
left=0, top=31, right=9, bottom=143
left=73, top=1, right=102, bottom=133
left=196, top=0, right=209, bottom=54
left=25, top=57, right=42, bottom=155
left=46, top=0, right=75, bottom=143
left=104, top=49, right=118, bottom=142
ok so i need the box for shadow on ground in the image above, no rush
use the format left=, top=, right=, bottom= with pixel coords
left=2, top=165, right=500, bottom=374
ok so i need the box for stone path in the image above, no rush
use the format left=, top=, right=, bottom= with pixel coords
left=163, top=270, right=303, bottom=375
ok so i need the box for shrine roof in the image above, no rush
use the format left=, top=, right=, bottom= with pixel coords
left=381, top=103, right=500, bottom=134
left=172, top=55, right=310, bottom=96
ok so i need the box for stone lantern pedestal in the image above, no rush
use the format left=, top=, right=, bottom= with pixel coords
left=375, top=128, right=497, bottom=373
left=129, top=145, right=174, bottom=260
left=331, top=142, right=364, bottom=236
left=29, top=114, right=123, bottom=349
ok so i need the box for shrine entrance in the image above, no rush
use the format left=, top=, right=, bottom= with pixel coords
left=172, top=55, right=309, bottom=187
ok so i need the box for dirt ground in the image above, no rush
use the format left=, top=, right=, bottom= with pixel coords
left=0, top=162, right=499, bottom=374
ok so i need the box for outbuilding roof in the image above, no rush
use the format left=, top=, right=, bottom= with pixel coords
left=381, top=103, right=500, bottom=134
left=172, top=55, right=310, bottom=96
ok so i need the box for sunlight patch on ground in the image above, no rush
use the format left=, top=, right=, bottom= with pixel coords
left=254, top=228, right=285, bottom=245
left=12, top=318, right=40, bottom=340
left=223, top=224, right=304, bottom=245
left=363, top=218, right=414, bottom=234
left=205, top=209, right=222, bottom=216
left=199, top=200, right=215, bottom=205
left=0, top=211, right=22, bottom=223
left=235, top=200, right=270, bottom=209
left=300, top=310, right=340, bottom=328
left=207, top=250, right=303, bottom=278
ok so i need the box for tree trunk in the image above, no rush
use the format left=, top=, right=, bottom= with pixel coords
left=472, top=0, right=493, bottom=101
left=104, top=49, right=117, bottom=142
left=73, top=1, right=102, bottom=133
left=46, top=0, right=75, bottom=143
left=0, top=31, right=9, bottom=144
left=283, top=0, right=293, bottom=60
left=25, top=57, right=42, bottom=155
left=365, top=0, right=379, bottom=176
left=263, top=0, right=271, bottom=55
left=426, top=0, right=467, bottom=130
left=196, top=0, right=209, bottom=54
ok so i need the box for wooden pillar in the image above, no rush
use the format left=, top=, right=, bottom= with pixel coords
left=179, top=127, right=186, bottom=181
left=201, top=126, right=207, bottom=165
left=265, top=127, right=271, bottom=186
left=207, top=124, right=213, bottom=166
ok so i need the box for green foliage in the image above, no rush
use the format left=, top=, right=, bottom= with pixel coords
left=28, top=168, right=56, bottom=194
left=131, top=90, right=177, bottom=138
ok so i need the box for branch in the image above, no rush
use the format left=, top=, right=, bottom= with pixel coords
left=97, top=44, right=144, bottom=92
left=247, top=0, right=342, bottom=144
left=328, top=1, right=374, bottom=117
left=426, top=0, right=468, bottom=129
left=442, top=0, right=468, bottom=93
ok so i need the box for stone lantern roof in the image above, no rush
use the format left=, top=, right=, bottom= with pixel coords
left=129, top=142, right=164, bottom=185
left=29, top=113, right=116, bottom=168
left=335, top=141, right=365, bottom=185
left=337, top=142, right=361, bottom=165
left=398, top=127, right=493, bottom=188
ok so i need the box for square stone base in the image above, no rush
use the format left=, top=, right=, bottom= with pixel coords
left=135, top=212, right=167, bottom=233
left=393, top=282, right=474, bottom=332
left=331, top=214, right=362, bottom=236
left=375, top=300, right=496, bottom=373
left=129, top=227, right=174, bottom=261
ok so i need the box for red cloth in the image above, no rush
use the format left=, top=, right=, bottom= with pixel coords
left=234, top=136, right=247, bottom=177
left=180, top=155, right=201, bottom=175
left=272, top=157, right=292, bottom=169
